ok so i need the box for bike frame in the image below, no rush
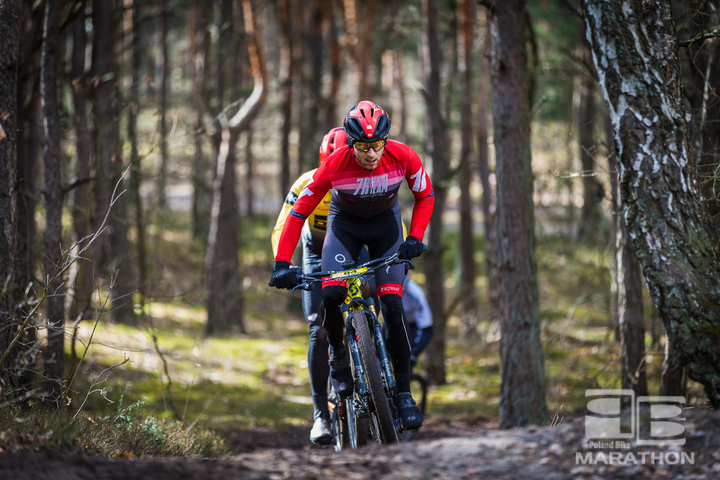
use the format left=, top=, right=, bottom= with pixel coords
left=295, top=253, right=411, bottom=448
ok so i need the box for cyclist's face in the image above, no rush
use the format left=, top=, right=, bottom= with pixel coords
left=353, top=145, right=384, bottom=170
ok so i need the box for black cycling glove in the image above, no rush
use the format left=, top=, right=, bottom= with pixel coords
left=398, top=236, right=427, bottom=260
left=269, top=261, right=300, bottom=290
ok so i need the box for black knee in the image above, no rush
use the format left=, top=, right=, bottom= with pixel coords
left=322, top=285, right=347, bottom=306
left=381, top=294, right=404, bottom=328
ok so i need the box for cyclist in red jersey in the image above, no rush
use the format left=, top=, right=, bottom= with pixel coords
left=270, top=100, right=434, bottom=431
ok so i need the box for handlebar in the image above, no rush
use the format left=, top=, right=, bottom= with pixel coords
left=292, top=252, right=415, bottom=292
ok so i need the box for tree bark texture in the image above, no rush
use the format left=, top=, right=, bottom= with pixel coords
left=476, top=23, right=498, bottom=325
left=298, top=0, right=323, bottom=173
left=0, top=0, right=22, bottom=382
left=190, top=0, right=211, bottom=242
left=41, top=0, right=65, bottom=405
left=129, top=0, right=148, bottom=314
left=421, top=0, right=449, bottom=386
left=458, top=0, right=478, bottom=339
left=91, top=0, right=137, bottom=326
left=583, top=0, right=720, bottom=407
left=488, top=0, right=547, bottom=428
left=69, top=2, right=94, bottom=326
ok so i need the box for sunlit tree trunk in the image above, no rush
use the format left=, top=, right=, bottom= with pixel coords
left=583, top=0, right=720, bottom=407
left=421, top=0, right=449, bottom=386
left=41, top=0, right=65, bottom=407
left=486, top=0, right=547, bottom=428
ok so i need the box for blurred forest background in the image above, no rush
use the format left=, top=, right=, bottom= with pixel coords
left=1, top=0, right=719, bottom=454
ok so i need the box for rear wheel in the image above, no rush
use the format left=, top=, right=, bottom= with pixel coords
left=352, top=311, right=398, bottom=444
left=329, top=393, right=350, bottom=451
left=346, top=396, right=368, bottom=448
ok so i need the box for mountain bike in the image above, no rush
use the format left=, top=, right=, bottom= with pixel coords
left=294, top=252, right=414, bottom=449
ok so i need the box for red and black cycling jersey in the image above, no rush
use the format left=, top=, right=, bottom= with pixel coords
left=275, top=140, right=434, bottom=263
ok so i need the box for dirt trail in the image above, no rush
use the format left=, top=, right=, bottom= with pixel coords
left=1, top=411, right=718, bottom=479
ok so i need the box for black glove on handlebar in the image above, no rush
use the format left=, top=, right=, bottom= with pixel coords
left=269, top=261, right=300, bottom=290
left=398, top=236, right=427, bottom=260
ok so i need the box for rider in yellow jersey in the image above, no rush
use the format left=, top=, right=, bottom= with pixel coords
left=271, top=127, right=347, bottom=445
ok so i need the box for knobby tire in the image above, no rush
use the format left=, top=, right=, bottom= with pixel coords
left=352, top=311, right=397, bottom=444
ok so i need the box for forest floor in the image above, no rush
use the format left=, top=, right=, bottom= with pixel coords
left=2, top=408, right=719, bottom=479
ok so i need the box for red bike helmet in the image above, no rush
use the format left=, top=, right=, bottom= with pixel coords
left=343, top=100, right=391, bottom=144
left=318, top=127, right=348, bottom=164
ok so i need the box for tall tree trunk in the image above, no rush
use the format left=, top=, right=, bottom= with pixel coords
left=156, top=0, right=170, bottom=211
left=276, top=0, right=296, bottom=196
left=41, top=0, right=65, bottom=407
left=458, top=0, right=478, bottom=339
left=298, top=0, right=323, bottom=173
left=190, top=0, right=211, bottom=242
left=69, top=1, right=94, bottom=328
left=0, top=0, right=23, bottom=388
left=11, top=2, right=44, bottom=393
left=205, top=0, right=268, bottom=336
left=488, top=0, right=547, bottom=428
left=421, top=0, right=449, bottom=386
left=129, top=0, right=148, bottom=316
left=206, top=127, right=244, bottom=335
left=324, top=0, right=341, bottom=133
left=577, top=42, right=600, bottom=241
left=476, top=14, right=498, bottom=328
left=583, top=0, right=720, bottom=407
left=91, top=0, right=137, bottom=326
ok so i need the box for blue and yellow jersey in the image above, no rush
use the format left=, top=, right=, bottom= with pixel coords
left=272, top=169, right=331, bottom=257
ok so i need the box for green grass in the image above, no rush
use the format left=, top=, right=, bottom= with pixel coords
left=5, top=211, right=708, bottom=456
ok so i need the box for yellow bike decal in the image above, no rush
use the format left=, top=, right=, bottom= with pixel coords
left=331, top=267, right=368, bottom=279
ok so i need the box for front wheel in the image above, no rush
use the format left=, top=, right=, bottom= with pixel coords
left=352, top=311, right=398, bottom=444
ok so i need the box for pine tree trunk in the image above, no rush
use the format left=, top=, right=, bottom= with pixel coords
left=421, top=0, right=449, bottom=386
left=488, top=0, right=547, bottom=428
left=277, top=0, right=296, bottom=196
left=41, top=0, right=65, bottom=406
left=69, top=2, right=94, bottom=327
left=476, top=23, right=498, bottom=327
left=577, top=44, right=600, bottom=240
left=0, top=0, right=22, bottom=385
left=91, top=0, right=137, bottom=326
left=458, top=0, right=478, bottom=339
